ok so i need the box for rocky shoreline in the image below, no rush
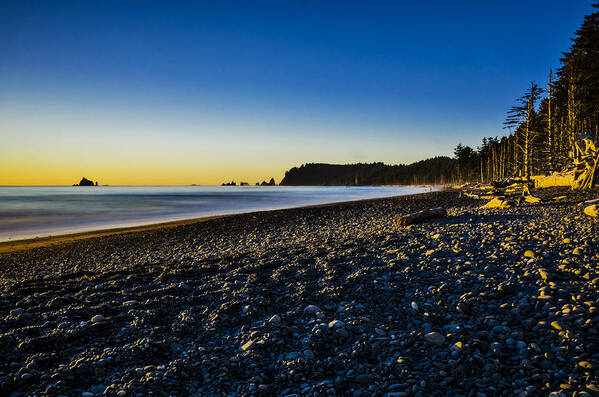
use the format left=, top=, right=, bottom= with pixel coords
left=1, top=189, right=598, bottom=396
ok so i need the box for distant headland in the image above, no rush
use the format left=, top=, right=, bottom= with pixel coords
left=279, top=159, right=454, bottom=186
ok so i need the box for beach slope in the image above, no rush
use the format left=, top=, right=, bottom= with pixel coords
left=0, top=189, right=598, bottom=396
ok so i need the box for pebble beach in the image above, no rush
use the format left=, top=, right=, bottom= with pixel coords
left=1, top=188, right=598, bottom=396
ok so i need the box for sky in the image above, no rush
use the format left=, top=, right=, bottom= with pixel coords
left=0, top=1, right=594, bottom=185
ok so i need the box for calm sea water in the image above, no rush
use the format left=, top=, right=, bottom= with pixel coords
left=0, top=186, right=432, bottom=241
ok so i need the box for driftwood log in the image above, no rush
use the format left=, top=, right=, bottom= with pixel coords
left=481, top=197, right=515, bottom=209
left=398, top=207, right=446, bottom=227
left=571, top=134, right=599, bottom=190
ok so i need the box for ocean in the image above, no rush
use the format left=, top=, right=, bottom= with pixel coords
left=0, top=185, right=433, bottom=241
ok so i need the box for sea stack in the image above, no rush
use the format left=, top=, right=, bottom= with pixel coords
left=74, top=177, right=96, bottom=186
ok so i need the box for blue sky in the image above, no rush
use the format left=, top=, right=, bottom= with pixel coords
left=0, top=1, right=594, bottom=184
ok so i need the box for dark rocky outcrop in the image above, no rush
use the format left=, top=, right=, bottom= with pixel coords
left=73, top=177, right=96, bottom=186
left=260, top=178, right=276, bottom=186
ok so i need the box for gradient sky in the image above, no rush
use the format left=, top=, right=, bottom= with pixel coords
left=0, top=1, right=594, bottom=185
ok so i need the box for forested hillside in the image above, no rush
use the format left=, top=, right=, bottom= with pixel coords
left=280, top=157, right=455, bottom=186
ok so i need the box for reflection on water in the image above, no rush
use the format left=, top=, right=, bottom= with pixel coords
left=0, top=185, right=432, bottom=241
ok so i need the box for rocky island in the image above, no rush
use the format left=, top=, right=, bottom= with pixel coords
left=73, top=177, right=98, bottom=187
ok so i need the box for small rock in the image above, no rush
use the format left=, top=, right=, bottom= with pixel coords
left=551, top=321, right=565, bottom=331
left=304, top=305, right=320, bottom=314
left=354, top=374, right=372, bottom=384
left=91, top=315, right=105, bottom=323
left=268, top=314, right=281, bottom=324
left=329, top=320, right=345, bottom=329
left=579, top=361, right=593, bottom=369
left=424, top=332, right=445, bottom=345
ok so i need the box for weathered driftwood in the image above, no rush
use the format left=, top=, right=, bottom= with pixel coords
left=522, top=185, right=541, bottom=204
left=531, top=134, right=598, bottom=190
left=504, top=182, right=534, bottom=196
left=532, top=172, right=572, bottom=188
left=398, top=207, right=446, bottom=227
left=571, top=135, right=599, bottom=190
left=481, top=197, right=515, bottom=209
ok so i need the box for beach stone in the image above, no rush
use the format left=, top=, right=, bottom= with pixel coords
left=579, top=361, right=593, bottom=369
left=336, top=328, right=349, bottom=337
left=354, top=374, right=372, bottom=384
left=551, top=321, right=565, bottom=331
left=91, top=314, right=105, bottom=323
left=538, top=269, right=550, bottom=281
left=269, top=314, right=281, bottom=323
left=329, top=320, right=345, bottom=329
left=424, top=332, right=445, bottom=345
left=524, top=250, right=536, bottom=258
left=304, top=305, right=320, bottom=314
left=451, top=341, right=463, bottom=351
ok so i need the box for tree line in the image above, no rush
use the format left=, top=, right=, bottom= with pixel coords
left=454, top=2, right=599, bottom=183
left=279, top=158, right=456, bottom=186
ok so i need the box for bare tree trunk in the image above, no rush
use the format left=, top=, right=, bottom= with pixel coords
left=513, top=132, right=518, bottom=177
left=480, top=157, right=483, bottom=183
left=567, top=67, right=577, bottom=148
left=548, top=69, right=553, bottom=170
left=525, top=100, right=531, bottom=179
left=495, top=148, right=498, bottom=180
left=500, top=144, right=505, bottom=179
